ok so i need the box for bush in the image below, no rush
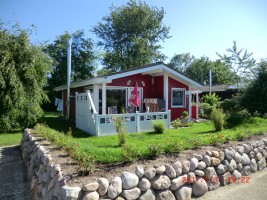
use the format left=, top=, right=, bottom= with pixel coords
left=171, top=118, right=181, bottom=129
left=199, top=102, right=213, bottom=117
left=164, top=140, right=184, bottom=153
left=114, top=117, right=127, bottom=146
left=201, top=93, right=221, bottom=107
left=210, top=108, right=226, bottom=131
left=182, top=111, right=189, bottom=117
left=121, top=144, right=140, bottom=163
left=147, top=143, right=164, bottom=158
left=152, top=120, right=165, bottom=134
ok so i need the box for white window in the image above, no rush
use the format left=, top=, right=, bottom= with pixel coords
left=171, top=88, right=185, bottom=108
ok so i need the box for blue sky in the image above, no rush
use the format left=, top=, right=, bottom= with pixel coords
left=1, top=0, right=267, bottom=62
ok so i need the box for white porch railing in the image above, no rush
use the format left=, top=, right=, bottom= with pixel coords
left=75, top=92, right=171, bottom=136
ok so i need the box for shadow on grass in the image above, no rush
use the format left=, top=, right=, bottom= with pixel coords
left=39, top=112, right=91, bottom=139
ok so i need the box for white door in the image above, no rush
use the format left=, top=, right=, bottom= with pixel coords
left=127, top=87, right=143, bottom=112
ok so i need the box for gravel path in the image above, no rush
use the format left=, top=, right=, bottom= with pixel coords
left=0, top=145, right=32, bottom=200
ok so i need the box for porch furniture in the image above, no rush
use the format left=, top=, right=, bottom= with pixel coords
left=108, top=106, right=118, bottom=114
left=143, top=98, right=165, bottom=112
left=126, top=106, right=135, bottom=113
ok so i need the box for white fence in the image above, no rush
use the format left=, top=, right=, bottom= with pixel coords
left=76, top=92, right=171, bottom=136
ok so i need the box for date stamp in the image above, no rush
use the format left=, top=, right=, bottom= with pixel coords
left=182, top=176, right=250, bottom=184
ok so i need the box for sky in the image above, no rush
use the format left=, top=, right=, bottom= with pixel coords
left=1, top=0, right=267, bottom=63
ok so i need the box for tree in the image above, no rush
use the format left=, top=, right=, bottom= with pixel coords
left=92, top=0, right=170, bottom=72
left=168, top=53, right=195, bottom=73
left=45, top=30, right=97, bottom=88
left=240, top=59, right=267, bottom=115
left=0, top=24, right=52, bottom=130
left=185, top=57, right=235, bottom=85
left=216, top=41, right=256, bottom=86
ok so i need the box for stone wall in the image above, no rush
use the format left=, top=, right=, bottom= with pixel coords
left=21, top=129, right=267, bottom=200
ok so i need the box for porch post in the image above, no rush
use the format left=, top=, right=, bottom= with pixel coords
left=164, top=74, right=168, bottom=111
left=93, top=84, right=99, bottom=113
left=196, top=91, right=199, bottom=119
left=102, top=83, right=107, bottom=115
left=188, top=91, right=192, bottom=118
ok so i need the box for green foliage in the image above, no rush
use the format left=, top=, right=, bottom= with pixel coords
left=152, top=120, right=165, bottom=134
left=199, top=103, right=213, bottom=117
left=121, top=143, right=140, bottom=163
left=210, top=108, right=226, bottom=131
left=0, top=24, right=52, bottom=130
left=188, top=138, right=203, bottom=148
left=147, top=143, right=164, bottom=158
left=164, top=140, right=184, bottom=153
left=171, top=118, right=181, bottom=129
left=221, top=95, right=243, bottom=115
left=114, top=117, right=127, bottom=145
left=201, top=93, right=221, bottom=107
left=169, top=53, right=195, bottom=73
left=240, top=60, right=267, bottom=115
left=182, top=111, right=189, bottom=117
left=0, top=132, right=22, bottom=146
left=92, top=0, right=170, bottom=71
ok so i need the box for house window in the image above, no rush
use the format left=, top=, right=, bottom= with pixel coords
left=171, top=88, right=185, bottom=108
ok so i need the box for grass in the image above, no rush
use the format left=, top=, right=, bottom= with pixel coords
left=0, top=130, right=22, bottom=147
left=35, top=112, right=267, bottom=165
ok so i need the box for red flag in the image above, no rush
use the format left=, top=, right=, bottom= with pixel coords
left=128, top=83, right=140, bottom=107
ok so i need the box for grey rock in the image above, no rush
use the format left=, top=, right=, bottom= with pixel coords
left=192, top=178, right=208, bottom=197
left=60, top=186, right=82, bottom=200
left=135, top=166, right=144, bottom=178
left=108, top=177, right=122, bottom=199
left=188, top=172, right=196, bottom=183
left=225, top=149, right=234, bottom=160
left=165, top=164, right=176, bottom=178
left=121, top=187, right=141, bottom=200
left=190, top=157, right=199, bottom=172
left=232, top=170, right=242, bottom=180
left=121, top=172, right=139, bottom=189
left=138, top=189, right=155, bottom=200
left=234, top=152, right=242, bottom=163
left=194, top=154, right=203, bottom=161
left=151, top=175, right=171, bottom=190
left=237, top=145, right=245, bottom=155
left=241, top=166, right=251, bottom=176
left=156, top=189, right=176, bottom=200
left=250, top=158, right=258, bottom=173
left=182, top=161, right=190, bottom=173
left=210, top=157, right=221, bottom=166
left=204, top=167, right=220, bottom=191
left=253, top=148, right=260, bottom=154
left=194, top=170, right=205, bottom=177
left=237, top=162, right=243, bottom=171
left=83, top=191, right=99, bottom=200
left=98, top=178, right=109, bottom=196
left=83, top=182, right=99, bottom=192
left=216, top=164, right=227, bottom=175
left=249, top=151, right=255, bottom=159
left=228, top=159, right=237, bottom=172
left=170, top=174, right=187, bottom=190
left=144, top=168, right=156, bottom=180
left=258, top=157, right=266, bottom=170
left=138, top=178, right=151, bottom=192
left=206, top=150, right=212, bottom=156
left=243, top=144, right=253, bottom=153
left=241, top=153, right=251, bottom=165
left=211, top=151, right=219, bottom=158
left=156, top=165, right=165, bottom=175
left=198, top=161, right=206, bottom=170
left=174, top=185, right=192, bottom=200
left=173, top=161, right=183, bottom=176
left=262, top=138, right=267, bottom=146
left=42, top=172, right=51, bottom=184
left=255, top=152, right=263, bottom=161
left=203, top=155, right=211, bottom=166
left=218, top=171, right=231, bottom=186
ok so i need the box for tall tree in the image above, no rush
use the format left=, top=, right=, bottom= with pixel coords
left=45, top=30, right=97, bottom=88
left=92, top=0, right=170, bottom=72
left=169, top=53, right=195, bottom=73
left=216, top=41, right=256, bottom=86
left=185, top=56, right=236, bottom=85
left=240, top=59, right=267, bottom=115
left=0, top=24, right=52, bottom=130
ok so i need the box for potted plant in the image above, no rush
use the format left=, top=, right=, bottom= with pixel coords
left=180, top=111, right=190, bottom=126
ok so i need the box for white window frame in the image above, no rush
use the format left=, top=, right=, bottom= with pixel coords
left=171, top=88, right=186, bottom=108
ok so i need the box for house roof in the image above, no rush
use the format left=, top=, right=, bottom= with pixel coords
left=54, top=62, right=203, bottom=91
left=191, top=84, right=239, bottom=93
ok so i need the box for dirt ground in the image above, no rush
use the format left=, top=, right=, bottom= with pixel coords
left=31, top=132, right=267, bottom=188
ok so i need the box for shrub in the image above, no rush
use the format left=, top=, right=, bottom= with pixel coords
left=201, top=93, right=221, bottom=107
left=182, top=111, right=189, bottom=117
left=147, top=143, right=164, bottom=158
left=210, top=108, right=226, bottom=131
left=164, top=140, right=184, bottom=153
left=171, top=118, right=181, bottom=129
left=114, top=117, right=127, bottom=146
left=199, top=102, right=213, bottom=117
left=152, top=120, right=165, bottom=134
left=121, top=144, right=140, bottom=163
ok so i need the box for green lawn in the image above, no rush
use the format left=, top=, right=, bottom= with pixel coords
left=35, top=112, right=267, bottom=164
left=0, top=130, right=22, bottom=147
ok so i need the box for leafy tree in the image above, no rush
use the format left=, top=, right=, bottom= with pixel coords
left=216, top=41, right=256, bottom=86
left=92, top=0, right=170, bottom=72
left=240, top=59, right=267, bottom=115
left=0, top=24, right=52, bottom=130
left=45, top=30, right=97, bottom=87
left=169, top=53, right=195, bottom=73
left=185, top=56, right=235, bottom=85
